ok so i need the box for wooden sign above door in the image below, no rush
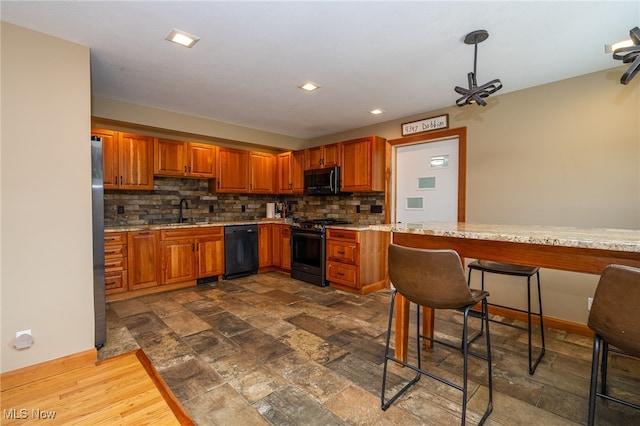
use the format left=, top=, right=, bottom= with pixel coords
left=401, top=114, right=449, bottom=136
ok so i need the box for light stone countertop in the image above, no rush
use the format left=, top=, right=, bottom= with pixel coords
left=105, top=220, right=640, bottom=254
left=362, top=222, right=640, bottom=253
left=105, top=219, right=291, bottom=233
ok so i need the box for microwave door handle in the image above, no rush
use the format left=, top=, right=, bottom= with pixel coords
left=329, top=169, right=335, bottom=193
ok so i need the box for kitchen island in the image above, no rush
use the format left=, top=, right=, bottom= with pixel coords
left=379, top=222, right=640, bottom=362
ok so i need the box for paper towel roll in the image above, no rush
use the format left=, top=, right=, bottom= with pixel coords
left=266, top=203, right=275, bottom=218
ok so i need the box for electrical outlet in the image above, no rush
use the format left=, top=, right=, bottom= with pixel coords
left=370, top=205, right=383, bottom=214
left=587, top=297, right=593, bottom=310
left=355, top=205, right=361, bottom=213
left=209, top=205, right=214, bottom=213
left=16, top=329, right=31, bottom=338
left=241, top=205, right=246, bottom=212
left=117, top=205, right=125, bottom=214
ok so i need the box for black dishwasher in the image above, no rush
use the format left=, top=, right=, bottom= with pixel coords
left=224, top=224, right=259, bottom=279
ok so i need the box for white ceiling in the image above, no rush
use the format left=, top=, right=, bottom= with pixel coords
left=2, top=1, right=638, bottom=139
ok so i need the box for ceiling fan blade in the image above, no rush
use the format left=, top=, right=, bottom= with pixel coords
left=454, top=86, right=470, bottom=95
left=620, top=54, right=640, bottom=84
left=630, top=26, right=640, bottom=45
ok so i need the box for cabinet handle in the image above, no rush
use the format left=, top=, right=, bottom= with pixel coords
left=192, top=243, right=195, bottom=251
left=337, top=251, right=345, bottom=255
left=105, top=261, right=118, bottom=267
left=337, top=272, right=345, bottom=276
left=120, top=176, right=123, bottom=185
left=188, top=166, right=191, bottom=173
left=105, top=281, right=116, bottom=286
left=196, top=243, right=199, bottom=252
left=137, top=232, right=150, bottom=235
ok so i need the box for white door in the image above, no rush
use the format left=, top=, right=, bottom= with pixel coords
left=394, top=137, right=459, bottom=224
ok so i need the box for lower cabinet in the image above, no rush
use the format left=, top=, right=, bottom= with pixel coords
left=104, top=232, right=128, bottom=295
left=258, top=224, right=272, bottom=268
left=326, top=228, right=389, bottom=294
left=127, top=231, right=162, bottom=290
left=161, top=227, right=224, bottom=284
left=281, top=226, right=291, bottom=271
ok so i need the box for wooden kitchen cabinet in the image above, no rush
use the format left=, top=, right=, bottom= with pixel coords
left=92, top=129, right=154, bottom=190
left=249, top=151, right=275, bottom=193
left=276, top=151, right=304, bottom=194
left=213, top=147, right=249, bottom=192
left=161, top=227, right=224, bottom=284
left=104, top=232, right=127, bottom=295
left=325, top=227, right=388, bottom=294
left=258, top=224, right=272, bottom=268
left=127, top=231, right=161, bottom=290
left=281, top=225, right=291, bottom=271
left=340, top=136, right=386, bottom=192
left=154, top=138, right=216, bottom=178
left=305, top=143, right=341, bottom=170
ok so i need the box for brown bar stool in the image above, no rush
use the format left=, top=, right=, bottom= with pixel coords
left=587, top=264, right=640, bottom=425
left=467, top=260, right=545, bottom=375
left=381, top=244, right=493, bottom=425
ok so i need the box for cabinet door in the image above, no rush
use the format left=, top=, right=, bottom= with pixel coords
left=271, top=224, right=282, bottom=267
left=154, top=138, right=186, bottom=177
left=196, top=235, right=224, bottom=277
left=341, top=138, right=371, bottom=192
left=216, top=147, right=249, bottom=192
left=128, top=231, right=161, bottom=290
left=322, top=143, right=341, bottom=168
left=258, top=224, right=272, bottom=267
left=305, top=146, right=324, bottom=169
left=161, top=239, right=196, bottom=284
left=281, top=226, right=291, bottom=271
left=290, top=151, right=305, bottom=194
left=249, top=151, right=275, bottom=193
left=276, top=152, right=292, bottom=193
left=118, top=133, right=154, bottom=190
left=341, top=136, right=385, bottom=192
left=188, top=143, right=216, bottom=178
left=92, top=129, right=118, bottom=189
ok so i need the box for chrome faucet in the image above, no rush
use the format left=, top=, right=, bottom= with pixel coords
left=178, top=198, right=189, bottom=223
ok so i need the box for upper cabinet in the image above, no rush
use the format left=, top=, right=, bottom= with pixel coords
left=92, top=129, right=154, bottom=190
left=154, top=138, right=215, bottom=178
left=249, top=151, right=275, bottom=194
left=276, top=151, right=304, bottom=194
left=341, top=136, right=386, bottom=192
left=305, top=143, right=341, bottom=170
left=215, top=147, right=249, bottom=192
left=213, top=147, right=275, bottom=194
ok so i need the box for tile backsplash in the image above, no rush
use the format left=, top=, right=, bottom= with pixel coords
left=104, top=177, right=385, bottom=227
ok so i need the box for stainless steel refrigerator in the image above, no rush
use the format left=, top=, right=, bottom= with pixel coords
left=91, top=136, right=106, bottom=347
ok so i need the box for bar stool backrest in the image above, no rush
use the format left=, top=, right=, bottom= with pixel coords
left=588, top=264, right=640, bottom=357
left=388, top=244, right=475, bottom=309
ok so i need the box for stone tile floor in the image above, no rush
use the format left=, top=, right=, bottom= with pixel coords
left=99, top=272, right=640, bottom=425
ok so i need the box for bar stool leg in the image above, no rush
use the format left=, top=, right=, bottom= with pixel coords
left=528, top=271, right=545, bottom=375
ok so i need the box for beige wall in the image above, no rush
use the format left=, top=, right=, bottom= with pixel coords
left=311, top=67, right=640, bottom=324
left=1, top=23, right=94, bottom=372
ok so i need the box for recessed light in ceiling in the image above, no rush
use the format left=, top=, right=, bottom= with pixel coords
left=165, top=29, right=200, bottom=48
left=370, top=108, right=385, bottom=115
left=299, top=82, right=320, bottom=92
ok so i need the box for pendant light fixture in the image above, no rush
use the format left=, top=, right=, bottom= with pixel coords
left=613, top=26, right=640, bottom=85
left=454, top=30, right=502, bottom=107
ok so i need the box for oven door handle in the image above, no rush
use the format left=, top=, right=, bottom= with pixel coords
left=329, top=169, right=335, bottom=193
left=292, top=230, right=323, bottom=239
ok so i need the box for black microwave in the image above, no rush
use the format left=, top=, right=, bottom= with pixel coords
left=304, top=167, right=341, bottom=195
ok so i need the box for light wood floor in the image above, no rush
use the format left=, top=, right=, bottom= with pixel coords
left=1, top=350, right=193, bottom=425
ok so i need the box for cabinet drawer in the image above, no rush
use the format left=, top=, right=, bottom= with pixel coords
left=104, top=244, right=126, bottom=257
left=326, top=240, right=358, bottom=265
left=161, top=226, right=223, bottom=240
left=104, top=232, right=127, bottom=245
left=326, top=261, right=359, bottom=288
left=326, top=228, right=359, bottom=242
left=105, top=270, right=127, bottom=294
left=105, top=256, right=127, bottom=272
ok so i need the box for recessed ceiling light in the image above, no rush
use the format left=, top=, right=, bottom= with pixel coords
left=370, top=108, right=385, bottom=115
left=605, top=38, right=633, bottom=53
left=299, top=82, right=320, bottom=92
left=166, top=29, right=200, bottom=48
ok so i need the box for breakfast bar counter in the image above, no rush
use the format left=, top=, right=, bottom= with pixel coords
left=380, top=222, right=640, bottom=362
